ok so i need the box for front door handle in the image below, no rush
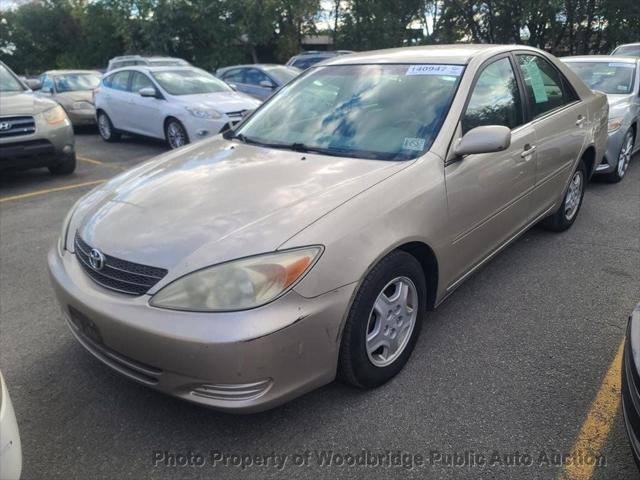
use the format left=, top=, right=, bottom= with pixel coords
left=521, top=145, right=536, bottom=158
left=576, top=116, right=586, bottom=127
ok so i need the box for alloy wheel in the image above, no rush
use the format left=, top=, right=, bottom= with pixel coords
left=617, top=132, right=634, bottom=178
left=98, top=113, right=111, bottom=139
left=564, top=170, right=583, bottom=221
left=365, top=276, right=418, bottom=368
left=167, top=121, right=187, bottom=149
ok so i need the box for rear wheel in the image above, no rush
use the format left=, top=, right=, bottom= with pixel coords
left=603, top=129, right=634, bottom=183
left=339, top=250, right=426, bottom=388
left=48, top=153, right=76, bottom=175
left=540, top=160, right=586, bottom=232
left=97, top=111, right=121, bottom=142
left=165, top=119, right=189, bottom=149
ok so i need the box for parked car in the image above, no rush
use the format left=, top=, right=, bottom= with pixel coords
left=94, top=66, right=261, bottom=148
left=0, top=61, right=76, bottom=174
left=36, top=70, right=102, bottom=126
left=612, top=43, right=640, bottom=57
left=0, top=371, right=22, bottom=480
left=285, top=50, right=354, bottom=70
left=216, top=64, right=301, bottom=100
left=49, top=45, right=607, bottom=413
left=107, top=55, right=190, bottom=71
left=622, top=303, right=640, bottom=470
left=562, top=56, right=639, bottom=182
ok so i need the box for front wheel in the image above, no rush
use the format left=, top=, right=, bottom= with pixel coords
left=338, top=250, right=426, bottom=388
left=97, top=111, right=121, bottom=142
left=540, top=160, right=586, bottom=232
left=603, top=129, right=634, bottom=183
left=48, top=153, right=76, bottom=175
left=165, top=119, right=189, bottom=149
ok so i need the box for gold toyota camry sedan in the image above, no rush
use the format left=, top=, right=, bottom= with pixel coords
left=48, top=45, right=608, bottom=412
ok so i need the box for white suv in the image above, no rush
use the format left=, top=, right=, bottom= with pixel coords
left=95, top=66, right=261, bottom=148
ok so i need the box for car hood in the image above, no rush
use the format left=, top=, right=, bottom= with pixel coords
left=74, top=138, right=407, bottom=285
left=176, top=91, right=261, bottom=114
left=606, top=94, right=633, bottom=118
left=55, top=90, right=93, bottom=105
left=0, top=91, right=59, bottom=115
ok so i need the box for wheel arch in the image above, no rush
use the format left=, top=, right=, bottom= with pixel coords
left=580, top=144, right=596, bottom=180
left=395, top=241, right=439, bottom=311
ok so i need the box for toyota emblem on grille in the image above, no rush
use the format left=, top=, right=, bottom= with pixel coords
left=89, top=248, right=105, bottom=271
left=0, top=122, right=11, bottom=131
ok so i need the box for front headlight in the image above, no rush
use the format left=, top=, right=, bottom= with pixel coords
left=42, top=105, right=67, bottom=125
left=185, top=106, right=223, bottom=120
left=608, top=116, right=624, bottom=133
left=150, top=247, right=323, bottom=312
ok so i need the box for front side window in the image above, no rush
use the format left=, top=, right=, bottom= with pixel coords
left=462, top=57, right=523, bottom=134
left=222, top=69, right=245, bottom=83
left=151, top=68, right=231, bottom=95
left=564, top=61, right=636, bottom=94
left=130, top=72, right=155, bottom=92
left=245, top=68, right=271, bottom=86
left=41, top=75, right=54, bottom=92
left=0, top=64, right=26, bottom=92
left=517, top=55, right=573, bottom=118
left=54, top=73, right=101, bottom=93
left=236, top=63, right=464, bottom=160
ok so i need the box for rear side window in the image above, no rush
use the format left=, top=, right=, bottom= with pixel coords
left=516, top=55, right=575, bottom=118
left=104, top=71, right=131, bottom=91
left=462, top=57, right=523, bottom=134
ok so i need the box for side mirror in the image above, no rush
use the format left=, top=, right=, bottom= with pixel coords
left=259, top=80, right=275, bottom=89
left=26, top=79, right=41, bottom=90
left=454, top=125, right=511, bottom=156
left=139, top=87, right=158, bottom=98
left=40, top=86, right=52, bottom=94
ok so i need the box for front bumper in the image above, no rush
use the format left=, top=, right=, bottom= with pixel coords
left=622, top=305, right=640, bottom=470
left=181, top=114, right=243, bottom=142
left=596, top=128, right=627, bottom=174
left=0, top=114, right=74, bottom=171
left=66, top=107, right=96, bottom=126
left=48, top=247, right=355, bottom=413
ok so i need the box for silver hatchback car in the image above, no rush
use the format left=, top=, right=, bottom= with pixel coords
left=562, top=55, right=640, bottom=182
left=48, top=45, right=608, bottom=412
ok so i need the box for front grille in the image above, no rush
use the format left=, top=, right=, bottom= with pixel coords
left=74, top=233, right=168, bottom=295
left=225, top=110, right=246, bottom=118
left=0, top=116, right=36, bottom=138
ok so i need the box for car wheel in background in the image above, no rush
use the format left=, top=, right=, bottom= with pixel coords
left=48, top=153, right=76, bottom=175
left=165, top=118, right=189, bottom=149
left=339, top=250, right=426, bottom=388
left=97, top=111, right=121, bottom=142
left=540, top=160, right=587, bottom=232
left=604, top=129, right=634, bottom=183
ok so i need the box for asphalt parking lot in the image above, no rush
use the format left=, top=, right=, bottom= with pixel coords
left=1, top=129, right=639, bottom=480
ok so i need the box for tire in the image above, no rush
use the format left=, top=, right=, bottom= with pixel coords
left=165, top=118, right=189, bottom=149
left=48, top=153, right=76, bottom=175
left=338, top=250, right=427, bottom=388
left=540, top=160, right=587, bottom=232
left=97, top=111, right=121, bottom=142
left=603, top=129, right=634, bottom=183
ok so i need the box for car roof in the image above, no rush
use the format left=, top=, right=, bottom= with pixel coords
left=615, top=43, right=640, bottom=48
left=322, top=44, right=540, bottom=66
left=219, top=64, right=288, bottom=71
left=107, top=65, right=200, bottom=74
left=561, top=55, right=639, bottom=63
left=43, top=69, right=102, bottom=75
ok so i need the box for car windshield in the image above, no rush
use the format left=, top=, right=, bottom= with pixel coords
left=235, top=64, right=464, bottom=160
left=612, top=45, right=640, bottom=57
left=54, top=73, right=101, bottom=92
left=565, top=61, right=636, bottom=94
left=151, top=68, right=231, bottom=95
left=266, top=66, right=300, bottom=84
left=0, top=64, right=26, bottom=92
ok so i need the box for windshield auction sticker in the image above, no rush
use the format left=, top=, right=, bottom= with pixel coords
left=406, top=64, right=464, bottom=76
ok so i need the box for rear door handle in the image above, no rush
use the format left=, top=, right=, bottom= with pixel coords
left=521, top=145, right=536, bottom=158
left=576, top=116, right=586, bottom=127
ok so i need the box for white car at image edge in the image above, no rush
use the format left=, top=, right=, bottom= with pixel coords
left=95, top=66, right=262, bottom=149
left=0, top=371, right=21, bottom=480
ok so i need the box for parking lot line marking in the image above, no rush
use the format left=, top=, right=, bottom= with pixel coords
left=0, top=180, right=105, bottom=203
left=77, top=155, right=126, bottom=171
left=560, top=339, right=624, bottom=480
